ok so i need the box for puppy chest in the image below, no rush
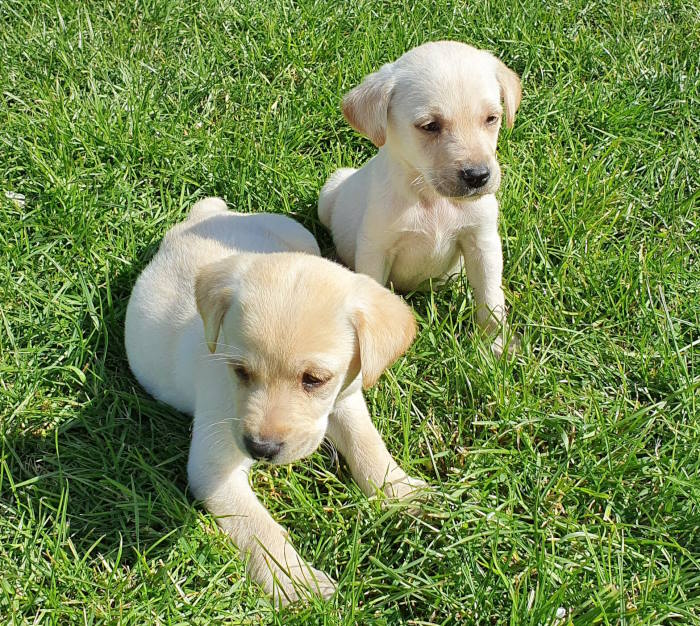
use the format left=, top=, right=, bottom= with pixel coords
left=390, top=224, right=460, bottom=288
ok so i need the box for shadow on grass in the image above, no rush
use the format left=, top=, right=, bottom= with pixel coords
left=1, top=247, right=199, bottom=566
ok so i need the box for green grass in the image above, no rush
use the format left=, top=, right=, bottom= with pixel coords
left=1, top=0, right=698, bottom=623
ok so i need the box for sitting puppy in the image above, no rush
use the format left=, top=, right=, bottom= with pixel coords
left=125, top=197, right=423, bottom=605
left=319, top=41, right=521, bottom=354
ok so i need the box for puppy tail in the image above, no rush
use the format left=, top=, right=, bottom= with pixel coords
left=318, top=168, right=355, bottom=229
left=189, top=197, right=228, bottom=221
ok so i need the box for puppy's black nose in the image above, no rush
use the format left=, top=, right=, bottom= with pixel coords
left=243, top=435, right=282, bottom=461
left=460, top=165, right=490, bottom=189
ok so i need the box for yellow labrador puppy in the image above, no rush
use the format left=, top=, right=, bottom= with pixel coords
left=125, top=197, right=423, bottom=605
left=319, top=41, right=521, bottom=355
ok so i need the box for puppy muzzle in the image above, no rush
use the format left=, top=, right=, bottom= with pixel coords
left=243, top=435, right=282, bottom=461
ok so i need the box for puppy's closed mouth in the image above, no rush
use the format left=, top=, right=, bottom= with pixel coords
left=427, top=164, right=499, bottom=200
left=430, top=180, right=491, bottom=201
left=443, top=188, right=489, bottom=200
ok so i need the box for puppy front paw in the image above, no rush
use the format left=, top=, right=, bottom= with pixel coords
left=279, top=562, right=336, bottom=606
left=491, top=332, right=521, bottom=358
left=383, top=474, right=429, bottom=504
left=269, top=562, right=336, bottom=607
left=251, top=551, right=336, bottom=607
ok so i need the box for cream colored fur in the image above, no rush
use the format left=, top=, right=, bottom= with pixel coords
left=319, top=41, right=522, bottom=354
left=125, top=197, right=423, bottom=605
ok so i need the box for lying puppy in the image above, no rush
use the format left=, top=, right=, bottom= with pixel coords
left=125, top=197, right=423, bottom=605
left=319, top=41, right=521, bottom=354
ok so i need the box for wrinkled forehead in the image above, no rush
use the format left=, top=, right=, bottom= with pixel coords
left=222, top=269, right=355, bottom=373
left=393, top=54, right=501, bottom=118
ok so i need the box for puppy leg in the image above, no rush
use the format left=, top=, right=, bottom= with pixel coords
left=459, top=228, right=518, bottom=356
left=188, top=437, right=335, bottom=606
left=355, top=236, right=393, bottom=285
left=326, top=386, right=425, bottom=502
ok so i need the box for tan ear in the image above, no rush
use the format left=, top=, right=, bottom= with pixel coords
left=494, top=58, right=521, bottom=129
left=194, top=258, right=237, bottom=353
left=342, top=62, right=395, bottom=147
left=352, top=276, right=417, bottom=388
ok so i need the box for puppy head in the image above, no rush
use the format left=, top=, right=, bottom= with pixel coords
left=342, top=41, right=521, bottom=199
left=195, top=253, right=416, bottom=465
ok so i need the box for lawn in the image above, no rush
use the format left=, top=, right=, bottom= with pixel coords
left=1, top=0, right=698, bottom=623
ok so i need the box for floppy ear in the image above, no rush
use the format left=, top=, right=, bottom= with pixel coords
left=494, top=58, right=521, bottom=129
left=352, top=276, right=417, bottom=388
left=342, top=62, right=395, bottom=147
left=195, top=258, right=237, bottom=353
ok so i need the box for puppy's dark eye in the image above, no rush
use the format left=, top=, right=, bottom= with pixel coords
left=420, top=121, right=441, bottom=133
left=485, top=115, right=499, bottom=126
left=230, top=363, right=251, bottom=384
left=302, top=372, right=327, bottom=392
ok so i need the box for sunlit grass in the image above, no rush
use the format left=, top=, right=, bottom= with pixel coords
left=1, top=0, right=698, bottom=623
